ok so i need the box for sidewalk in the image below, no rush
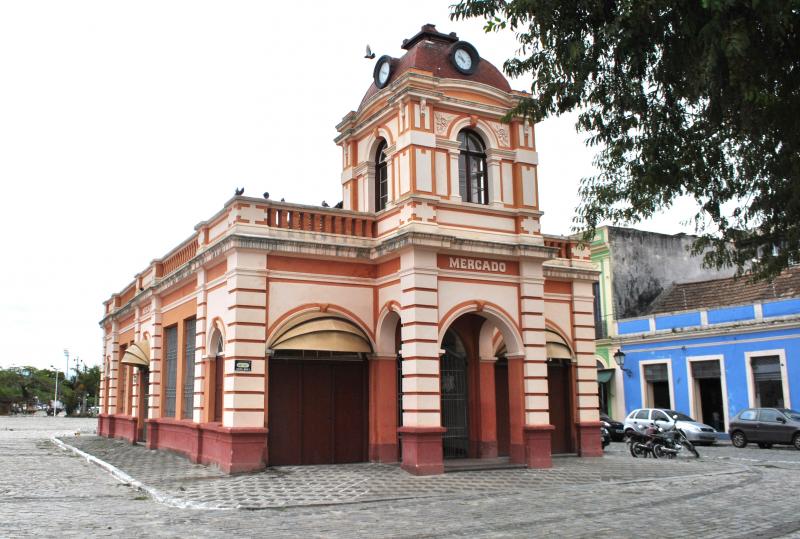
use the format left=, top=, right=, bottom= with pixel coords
left=56, top=435, right=741, bottom=510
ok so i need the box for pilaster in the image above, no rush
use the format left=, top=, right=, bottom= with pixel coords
left=224, top=250, right=267, bottom=429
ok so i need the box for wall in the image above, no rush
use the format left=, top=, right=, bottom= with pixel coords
left=622, top=326, right=800, bottom=423
left=607, top=227, right=735, bottom=319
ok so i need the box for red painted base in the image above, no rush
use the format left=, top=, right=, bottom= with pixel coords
left=577, top=421, right=604, bottom=457
left=524, top=424, right=554, bottom=469
left=509, top=443, right=525, bottom=464
left=98, top=416, right=267, bottom=473
left=369, top=443, right=399, bottom=463
left=97, top=414, right=136, bottom=443
left=478, top=440, right=498, bottom=458
left=398, top=426, right=446, bottom=475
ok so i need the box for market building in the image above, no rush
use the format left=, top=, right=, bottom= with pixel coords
left=616, top=267, right=800, bottom=431
left=97, top=24, right=601, bottom=474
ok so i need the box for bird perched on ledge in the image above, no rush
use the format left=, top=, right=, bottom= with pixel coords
left=234, top=187, right=244, bottom=196
left=321, top=200, right=329, bottom=207
left=365, top=44, right=375, bottom=59
left=263, top=192, right=269, bottom=199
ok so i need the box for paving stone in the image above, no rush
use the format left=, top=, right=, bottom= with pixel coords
left=2, top=417, right=800, bottom=537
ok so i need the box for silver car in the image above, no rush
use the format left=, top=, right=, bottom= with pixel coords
left=624, top=408, right=718, bottom=444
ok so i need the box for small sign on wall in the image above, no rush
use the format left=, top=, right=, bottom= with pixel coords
left=234, top=360, right=252, bottom=372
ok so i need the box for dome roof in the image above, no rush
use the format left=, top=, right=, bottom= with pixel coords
left=360, top=24, right=512, bottom=109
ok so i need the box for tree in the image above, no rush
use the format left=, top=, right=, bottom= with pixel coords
left=63, top=366, right=100, bottom=415
left=0, top=367, right=57, bottom=414
left=452, top=0, right=800, bottom=280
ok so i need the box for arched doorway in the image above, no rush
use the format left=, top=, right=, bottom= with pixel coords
left=441, top=328, right=469, bottom=458
left=267, top=313, right=371, bottom=466
left=546, top=331, right=575, bottom=454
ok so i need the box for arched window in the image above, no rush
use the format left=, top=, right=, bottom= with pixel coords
left=458, top=130, right=488, bottom=204
left=375, top=140, right=388, bottom=211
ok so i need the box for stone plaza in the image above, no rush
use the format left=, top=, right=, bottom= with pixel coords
left=2, top=417, right=799, bottom=538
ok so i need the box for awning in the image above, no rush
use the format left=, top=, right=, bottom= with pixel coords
left=271, top=315, right=372, bottom=353
left=545, top=330, right=573, bottom=360
left=120, top=340, right=150, bottom=367
left=597, top=369, right=615, bottom=384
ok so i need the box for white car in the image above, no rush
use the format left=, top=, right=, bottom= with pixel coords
left=624, top=408, right=718, bottom=444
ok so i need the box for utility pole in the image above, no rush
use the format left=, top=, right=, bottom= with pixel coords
left=51, top=366, right=60, bottom=416
left=63, top=349, right=69, bottom=417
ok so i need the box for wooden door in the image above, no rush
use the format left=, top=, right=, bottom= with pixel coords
left=494, top=359, right=510, bottom=457
left=548, top=360, right=574, bottom=454
left=268, top=358, right=366, bottom=466
left=213, top=355, right=224, bottom=423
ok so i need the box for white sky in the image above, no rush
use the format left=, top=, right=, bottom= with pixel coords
left=0, top=1, right=695, bottom=373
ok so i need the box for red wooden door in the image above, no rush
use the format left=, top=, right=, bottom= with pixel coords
left=213, top=355, right=224, bottom=423
left=268, top=360, right=301, bottom=465
left=494, top=360, right=510, bottom=457
left=548, top=360, right=574, bottom=454
left=269, top=358, right=366, bottom=466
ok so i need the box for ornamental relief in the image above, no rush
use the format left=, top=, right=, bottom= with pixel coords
left=434, top=111, right=458, bottom=136
left=488, top=121, right=510, bottom=147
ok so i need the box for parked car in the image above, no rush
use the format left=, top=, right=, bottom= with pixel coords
left=600, top=413, right=626, bottom=441
left=729, top=408, right=800, bottom=450
left=623, top=408, right=718, bottom=444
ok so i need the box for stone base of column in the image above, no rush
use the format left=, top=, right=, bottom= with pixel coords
left=577, top=421, right=604, bottom=457
left=524, top=424, right=554, bottom=469
left=145, top=419, right=158, bottom=450
left=509, top=443, right=525, bottom=464
left=398, top=426, right=446, bottom=475
left=369, top=443, right=399, bottom=463
left=478, top=440, right=498, bottom=458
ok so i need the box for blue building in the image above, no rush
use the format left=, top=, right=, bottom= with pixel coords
left=615, top=267, right=800, bottom=432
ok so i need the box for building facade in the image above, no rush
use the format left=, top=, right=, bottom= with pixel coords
left=616, top=268, right=800, bottom=431
left=97, top=25, right=601, bottom=475
left=590, top=226, right=736, bottom=420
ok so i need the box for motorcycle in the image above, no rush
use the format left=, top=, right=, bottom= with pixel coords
left=627, top=424, right=659, bottom=458
left=650, top=415, right=700, bottom=459
left=601, top=426, right=611, bottom=449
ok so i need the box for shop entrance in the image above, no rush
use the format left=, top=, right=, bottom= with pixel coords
left=691, top=360, right=725, bottom=431
left=547, top=358, right=574, bottom=454
left=268, top=351, right=367, bottom=465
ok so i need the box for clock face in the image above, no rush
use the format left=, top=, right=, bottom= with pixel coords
left=373, top=55, right=393, bottom=89
left=378, top=61, right=391, bottom=84
left=454, top=49, right=472, bottom=71
left=450, top=42, right=479, bottom=75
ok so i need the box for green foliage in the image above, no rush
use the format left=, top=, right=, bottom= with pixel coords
left=63, top=366, right=101, bottom=415
left=0, top=367, right=58, bottom=412
left=452, top=0, right=800, bottom=280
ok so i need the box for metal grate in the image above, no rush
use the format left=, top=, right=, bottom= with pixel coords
left=691, top=360, right=721, bottom=379
left=441, top=349, right=469, bottom=459
left=164, top=326, right=178, bottom=418
left=182, top=318, right=196, bottom=419
left=752, top=356, right=782, bottom=382
left=643, top=363, right=668, bottom=382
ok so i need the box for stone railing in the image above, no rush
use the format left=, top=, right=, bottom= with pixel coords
left=158, top=237, right=199, bottom=277
left=258, top=204, right=376, bottom=239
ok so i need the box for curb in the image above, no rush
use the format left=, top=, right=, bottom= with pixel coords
left=50, top=436, right=229, bottom=511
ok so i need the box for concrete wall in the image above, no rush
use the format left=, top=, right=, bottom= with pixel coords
left=608, top=227, right=735, bottom=319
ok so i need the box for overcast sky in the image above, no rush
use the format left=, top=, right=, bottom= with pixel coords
left=0, top=1, right=695, bottom=374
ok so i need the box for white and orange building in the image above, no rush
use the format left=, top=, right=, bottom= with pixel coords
left=98, top=25, right=601, bottom=475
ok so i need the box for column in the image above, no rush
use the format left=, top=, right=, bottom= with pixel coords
left=193, top=268, right=207, bottom=424
left=573, top=279, right=603, bottom=457
left=368, top=355, right=398, bottom=462
left=487, top=155, right=502, bottom=207
left=146, top=296, right=162, bottom=448
left=397, top=248, right=444, bottom=475
left=478, top=356, right=498, bottom=457
left=519, top=259, right=553, bottom=468
left=448, top=149, right=461, bottom=202
left=109, top=320, right=119, bottom=415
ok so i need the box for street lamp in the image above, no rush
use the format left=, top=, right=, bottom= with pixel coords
left=614, top=349, right=632, bottom=378
left=50, top=365, right=61, bottom=416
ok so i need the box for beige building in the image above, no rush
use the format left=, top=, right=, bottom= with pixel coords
left=98, top=25, right=601, bottom=474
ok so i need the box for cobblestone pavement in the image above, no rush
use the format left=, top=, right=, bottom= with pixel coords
left=2, top=416, right=800, bottom=538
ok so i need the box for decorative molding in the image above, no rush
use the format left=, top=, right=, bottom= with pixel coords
left=488, top=121, right=510, bottom=147
left=434, top=111, right=457, bottom=136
